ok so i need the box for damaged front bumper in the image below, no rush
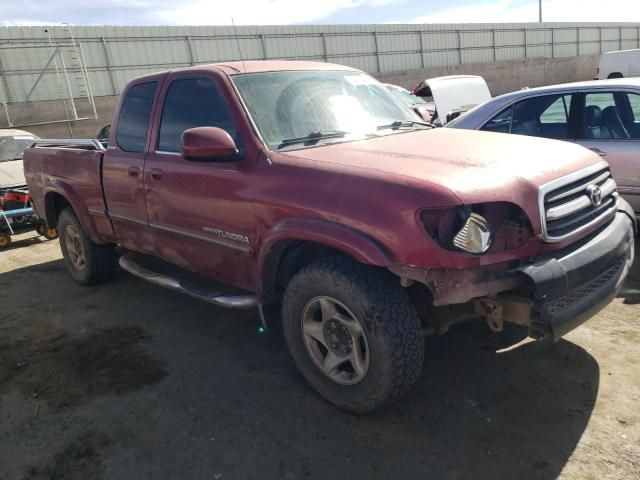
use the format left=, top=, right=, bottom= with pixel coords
left=519, top=209, right=634, bottom=339
left=392, top=207, right=636, bottom=340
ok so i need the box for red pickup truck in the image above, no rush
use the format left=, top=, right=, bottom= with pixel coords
left=24, top=61, right=636, bottom=413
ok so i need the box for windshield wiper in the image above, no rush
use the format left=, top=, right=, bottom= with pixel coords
left=278, top=130, right=351, bottom=149
left=376, top=120, right=433, bottom=131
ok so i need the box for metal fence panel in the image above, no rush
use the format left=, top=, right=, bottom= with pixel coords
left=1, top=22, right=639, bottom=100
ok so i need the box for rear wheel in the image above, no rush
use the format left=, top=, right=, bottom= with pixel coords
left=58, top=208, right=116, bottom=285
left=282, top=256, right=424, bottom=413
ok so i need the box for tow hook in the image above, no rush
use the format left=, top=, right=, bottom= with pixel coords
left=474, top=295, right=532, bottom=332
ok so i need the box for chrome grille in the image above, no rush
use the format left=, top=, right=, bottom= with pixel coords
left=540, top=162, right=618, bottom=242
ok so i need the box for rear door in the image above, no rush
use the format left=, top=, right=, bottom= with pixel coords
left=575, top=90, right=640, bottom=214
left=143, top=71, right=257, bottom=289
left=103, top=79, right=161, bottom=251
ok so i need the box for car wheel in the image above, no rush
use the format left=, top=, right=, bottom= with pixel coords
left=608, top=72, right=624, bottom=79
left=0, top=232, right=11, bottom=249
left=282, top=256, right=424, bottom=413
left=58, top=208, right=116, bottom=285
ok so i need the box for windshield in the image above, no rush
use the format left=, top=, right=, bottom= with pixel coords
left=233, top=70, right=427, bottom=150
left=0, top=135, right=35, bottom=162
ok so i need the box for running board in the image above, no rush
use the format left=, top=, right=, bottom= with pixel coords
left=119, top=253, right=258, bottom=309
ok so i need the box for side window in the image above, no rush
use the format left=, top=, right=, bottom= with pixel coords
left=115, top=82, right=157, bottom=152
left=540, top=95, right=572, bottom=124
left=158, top=77, right=240, bottom=153
left=583, top=92, right=640, bottom=140
left=481, top=106, right=513, bottom=134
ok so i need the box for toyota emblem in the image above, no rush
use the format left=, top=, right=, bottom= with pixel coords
left=587, top=184, right=603, bottom=206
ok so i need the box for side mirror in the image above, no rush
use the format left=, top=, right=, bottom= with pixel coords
left=181, top=126, right=239, bottom=161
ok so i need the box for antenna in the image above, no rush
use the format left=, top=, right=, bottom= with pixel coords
left=231, top=17, right=248, bottom=73
left=230, top=17, right=263, bottom=160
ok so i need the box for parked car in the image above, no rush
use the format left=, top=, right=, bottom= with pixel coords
left=597, top=49, right=640, bottom=79
left=384, top=83, right=433, bottom=122
left=24, top=61, right=636, bottom=413
left=448, top=79, right=640, bottom=219
left=0, top=129, right=38, bottom=194
left=412, top=75, right=491, bottom=125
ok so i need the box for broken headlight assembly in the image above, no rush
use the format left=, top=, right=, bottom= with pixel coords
left=420, top=202, right=534, bottom=254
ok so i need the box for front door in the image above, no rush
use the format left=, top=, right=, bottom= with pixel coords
left=143, top=73, right=257, bottom=290
left=575, top=91, right=640, bottom=214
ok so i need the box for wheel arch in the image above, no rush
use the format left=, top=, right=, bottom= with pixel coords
left=257, top=218, right=393, bottom=304
left=43, top=184, right=102, bottom=243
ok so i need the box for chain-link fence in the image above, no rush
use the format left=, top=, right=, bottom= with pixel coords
left=0, top=42, right=96, bottom=128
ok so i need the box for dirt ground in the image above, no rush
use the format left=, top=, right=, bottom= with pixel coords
left=1, top=230, right=639, bottom=480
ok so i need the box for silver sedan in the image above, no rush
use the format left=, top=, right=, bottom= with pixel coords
left=448, top=79, right=640, bottom=218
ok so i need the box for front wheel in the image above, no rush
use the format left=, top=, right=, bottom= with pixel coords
left=57, top=208, right=116, bottom=285
left=282, top=256, right=424, bottom=413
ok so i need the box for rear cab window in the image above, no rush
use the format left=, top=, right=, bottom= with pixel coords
left=115, top=82, right=157, bottom=152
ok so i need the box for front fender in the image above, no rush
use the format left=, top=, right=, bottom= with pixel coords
left=257, top=217, right=394, bottom=301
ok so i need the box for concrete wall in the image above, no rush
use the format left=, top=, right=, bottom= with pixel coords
left=25, top=54, right=600, bottom=139
left=376, top=53, right=600, bottom=95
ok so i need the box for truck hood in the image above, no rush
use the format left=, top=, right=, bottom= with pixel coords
left=282, top=128, right=602, bottom=207
left=0, top=159, right=26, bottom=188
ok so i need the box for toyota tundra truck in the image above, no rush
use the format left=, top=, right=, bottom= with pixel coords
left=23, top=61, right=636, bottom=413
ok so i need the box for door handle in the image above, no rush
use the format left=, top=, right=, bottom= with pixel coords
left=150, top=168, right=164, bottom=180
left=589, top=147, right=607, bottom=157
left=127, top=166, right=140, bottom=177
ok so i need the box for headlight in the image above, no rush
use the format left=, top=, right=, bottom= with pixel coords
left=453, top=213, right=492, bottom=253
left=420, top=202, right=533, bottom=254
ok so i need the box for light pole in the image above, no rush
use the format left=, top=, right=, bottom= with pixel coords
left=539, top=0, right=543, bottom=22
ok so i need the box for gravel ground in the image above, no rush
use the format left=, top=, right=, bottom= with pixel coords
left=1, top=230, right=638, bottom=480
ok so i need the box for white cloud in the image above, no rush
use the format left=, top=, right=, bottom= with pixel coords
left=409, top=0, right=640, bottom=23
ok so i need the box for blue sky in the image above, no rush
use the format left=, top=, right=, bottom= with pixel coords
left=2, top=0, right=639, bottom=26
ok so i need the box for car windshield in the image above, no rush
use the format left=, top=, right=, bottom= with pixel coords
left=0, top=135, right=35, bottom=162
left=233, top=70, right=428, bottom=150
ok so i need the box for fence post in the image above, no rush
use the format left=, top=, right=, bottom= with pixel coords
left=599, top=26, right=603, bottom=53
left=320, top=33, right=327, bottom=62
left=523, top=28, right=527, bottom=58
left=373, top=31, right=381, bottom=72
left=576, top=27, right=580, bottom=56
left=260, top=34, right=268, bottom=60
left=101, top=37, right=117, bottom=96
left=551, top=28, right=555, bottom=58
left=619, top=26, right=622, bottom=50
left=457, top=29, right=462, bottom=65
left=0, top=53, right=12, bottom=127
left=492, top=29, right=496, bottom=61
left=418, top=31, right=425, bottom=69
left=185, top=35, right=194, bottom=66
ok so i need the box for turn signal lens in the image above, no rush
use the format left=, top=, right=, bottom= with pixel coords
left=453, top=213, right=492, bottom=254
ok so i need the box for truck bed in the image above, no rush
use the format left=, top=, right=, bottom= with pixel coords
left=23, top=141, right=115, bottom=243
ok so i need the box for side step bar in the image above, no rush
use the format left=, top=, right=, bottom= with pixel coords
left=119, top=253, right=258, bottom=309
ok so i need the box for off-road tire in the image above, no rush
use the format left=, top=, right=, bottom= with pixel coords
left=282, top=256, right=424, bottom=413
left=58, top=208, right=116, bottom=285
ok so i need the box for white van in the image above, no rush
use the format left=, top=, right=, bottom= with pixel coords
left=597, top=49, right=640, bottom=79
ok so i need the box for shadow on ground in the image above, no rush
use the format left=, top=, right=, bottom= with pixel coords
left=618, top=242, right=640, bottom=304
left=0, top=259, right=605, bottom=480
